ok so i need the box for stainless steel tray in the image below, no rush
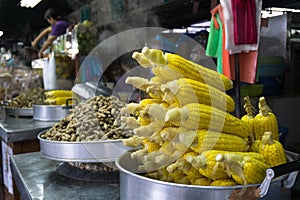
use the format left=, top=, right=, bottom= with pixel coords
left=38, top=131, right=133, bottom=163
left=116, top=151, right=297, bottom=200
left=5, top=107, right=33, bottom=117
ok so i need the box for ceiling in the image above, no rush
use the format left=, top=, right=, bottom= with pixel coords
left=0, top=0, right=300, bottom=48
left=0, top=0, right=73, bottom=46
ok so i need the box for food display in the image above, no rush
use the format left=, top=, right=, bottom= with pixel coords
left=7, top=87, right=46, bottom=108
left=74, top=20, right=99, bottom=55
left=55, top=54, right=76, bottom=80
left=120, top=46, right=287, bottom=189
left=40, top=95, right=133, bottom=142
left=37, top=95, right=135, bottom=162
left=44, top=89, right=78, bottom=106
left=5, top=87, right=46, bottom=116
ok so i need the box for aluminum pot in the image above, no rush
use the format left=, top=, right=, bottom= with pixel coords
left=38, top=130, right=135, bottom=163
left=33, top=98, right=78, bottom=121
left=116, top=151, right=300, bottom=200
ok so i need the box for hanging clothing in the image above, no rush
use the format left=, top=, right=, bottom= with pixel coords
left=206, top=5, right=232, bottom=78
left=220, top=0, right=262, bottom=54
left=219, top=0, right=262, bottom=84
left=206, top=12, right=223, bottom=73
left=229, top=51, right=259, bottom=84
left=231, top=0, right=257, bottom=45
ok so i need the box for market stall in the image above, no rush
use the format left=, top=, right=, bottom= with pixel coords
left=1, top=1, right=300, bottom=200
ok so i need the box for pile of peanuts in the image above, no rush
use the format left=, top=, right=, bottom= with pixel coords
left=40, top=95, right=134, bottom=142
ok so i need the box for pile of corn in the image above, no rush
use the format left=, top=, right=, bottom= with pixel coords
left=44, top=90, right=78, bottom=106
left=122, top=46, right=286, bottom=187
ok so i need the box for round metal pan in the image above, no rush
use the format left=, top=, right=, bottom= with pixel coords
left=116, top=151, right=299, bottom=200
left=5, top=107, right=33, bottom=117
left=33, top=105, right=70, bottom=121
left=38, top=131, right=133, bottom=163
left=33, top=98, right=78, bottom=121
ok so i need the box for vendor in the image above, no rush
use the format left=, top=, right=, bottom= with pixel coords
left=31, top=8, right=72, bottom=58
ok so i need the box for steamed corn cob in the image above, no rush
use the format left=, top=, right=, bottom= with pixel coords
left=190, top=130, right=249, bottom=153
left=249, top=139, right=262, bottom=152
left=216, top=152, right=269, bottom=185
left=132, top=128, right=197, bottom=172
left=210, top=178, right=239, bottom=186
left=44, top=96, right=78, bottom=105
left=241, top=96, right=256, bottom=135
left=145, top=167, right=173, bottom=182
left=136, top=47, right=233, bottom=91
left=186, top=150, right=229, bottom=180
left=254, top=97, right=279, bottom=140
left=125, top=99, right=164, bottom=116
left=125, top=76, right=163, bottom=99
left=143, top=138, right=161, bottom=153
left=259, top=132, right=286, bottom=167
left=161, top=78, right=235, bottom=112
left=167, top=151, right=202, bottom=181
left=44, top=90, right=73, bottom=98
left=165, top=103, right=251, bottom=139
left=192, top=177, right=212, bottom=186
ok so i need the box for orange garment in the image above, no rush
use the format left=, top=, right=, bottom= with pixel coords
left=211, top=5, right=232, bottom=78
left=229, top=51, right=258, bottom=84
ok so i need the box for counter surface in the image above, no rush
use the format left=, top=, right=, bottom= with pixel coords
left=11, top=152, right=120, bottom=200
left=0, top=116, right=54, bottom=142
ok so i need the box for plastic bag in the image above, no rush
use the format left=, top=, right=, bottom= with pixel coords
left=43, top=52, right=57, bottom=90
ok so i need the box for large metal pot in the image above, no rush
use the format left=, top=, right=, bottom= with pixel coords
left=116, top=151, right=300, bottom=200
left=33, top=98, right=78, bottom=121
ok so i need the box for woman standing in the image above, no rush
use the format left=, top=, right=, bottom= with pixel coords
left=31, top=8, right=72, bottom=58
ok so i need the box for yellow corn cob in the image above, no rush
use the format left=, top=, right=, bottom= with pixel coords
left=131, top=128, right=197, bottom=172
left=134, top=104, right=169, bottom=136
left=216, top=152, right=269, bottom=185
left=138, top=46, right=233, bottom=91
left=165, top=103, right=251, bottom=139
left=125, top=99, right=164, bottom=116
left=254, top=97, right=279, bottom=140
left=143, top=138, right=161, bottom=153
left=192, top=177, right=212, bottom=186
left=167, top=151, right=202, bottom=182
left=44, top=90, right=73, bottom=98
left=186, top=150, right=267, bottom=181
left=190, top=130, right=249, bottom=153
left=186, top=150, right=229, bottom=180
left=140, top=98, right=163, bottom=107
left=132, top=52, right=153, bottom=68
left=241, top=96, right=256, bottom=135
left=145, top=167, right=173, bottom=182
left=161, top=78, right=235, bottom=112
left=232, top=157, right=269, bottom=185
left=125, top=76, right=163, bottom=99
left=45, top=96, right=78, bottom=105
left=210, top=178, right=239, bottom=186
left=134, top=121, right=165, bottom=137
left=150, top=76, right=164, bottom=84
left=171, top=172, right=190, bottom=184
left=249, top=140, right=261, bottom=152
left=259, top=132, right=287, bottom=167
left=138, top=115, right=152, bottom=126
left=122, top=135, right=144, bottom=147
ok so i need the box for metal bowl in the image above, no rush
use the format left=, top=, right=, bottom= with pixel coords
left=5, top=107, right=33, bottom=117
left=33, top=104, right=70, bottom=121
left=38, top=131, right=133, bottom=163
left=116, top=151, right=298, bottom=200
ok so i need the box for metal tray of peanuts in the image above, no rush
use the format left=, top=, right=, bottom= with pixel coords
left=37, top=95, right=135, bottom=163
left=38, top=130, right=133, bottom=163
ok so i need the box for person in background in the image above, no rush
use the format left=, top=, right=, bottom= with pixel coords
left=31, top=8, right=72, bottom=58
left=6, top=50, right=21, bottom=68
